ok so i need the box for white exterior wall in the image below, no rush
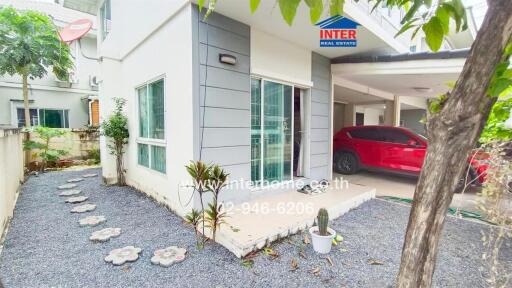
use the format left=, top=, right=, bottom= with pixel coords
left=250, top=28, right=312, bottom=87
left=98, top=2, right=194, bottom=216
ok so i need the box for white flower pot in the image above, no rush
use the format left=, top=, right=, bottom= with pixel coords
left=309, top=226, right=335, bottom=254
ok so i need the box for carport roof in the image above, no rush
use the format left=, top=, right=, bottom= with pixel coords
left=332, top=48, right=469, bottom=64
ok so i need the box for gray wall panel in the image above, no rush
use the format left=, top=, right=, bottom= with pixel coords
left=200, top=65, right=250, bottom=91
left=199, top=23, right=250, bottom=56
left=193, top=7, right=252, bottom=207
left=201, top=127, right=250, bottom=147
left=311, top=141, right=329, bottom=155
left=309, top=52, right=331, bottom=180
left=310, top=128, right=329, bottom=142
left=200, top=86, right=250, bottom=110
left=200, top=107, right=250, bottom=128
left=311, top=153, right=329, bottom=168
left=201, top=146, right=251, bottom=166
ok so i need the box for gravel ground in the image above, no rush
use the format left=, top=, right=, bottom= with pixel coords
left=0, top=168, right=510, bottom=288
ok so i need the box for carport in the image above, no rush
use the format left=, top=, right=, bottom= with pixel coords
left=331, top=49, right=469, bottom=135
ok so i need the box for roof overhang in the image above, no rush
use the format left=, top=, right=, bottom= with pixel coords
left=63, top=0, right=98, bottom=15
left=332, top=51, right=468, bottom=98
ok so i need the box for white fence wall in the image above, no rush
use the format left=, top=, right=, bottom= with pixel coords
left=0, top=129, right=24, bottom=239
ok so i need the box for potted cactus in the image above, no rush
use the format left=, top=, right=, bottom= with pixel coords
left=309, top=208, right=336, bottom=254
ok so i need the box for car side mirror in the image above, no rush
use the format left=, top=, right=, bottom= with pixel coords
left=407, top=139, right=419, bottom=147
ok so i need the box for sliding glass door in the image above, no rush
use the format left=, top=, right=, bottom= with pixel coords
left=251, top=78, right=293, bottom=184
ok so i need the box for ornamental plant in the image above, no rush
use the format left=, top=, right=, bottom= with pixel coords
left=23, top=127, right=68, bottom=171
left=185, top=161, right=230, bottom=247
left=101, top=98, right=129, bottom=186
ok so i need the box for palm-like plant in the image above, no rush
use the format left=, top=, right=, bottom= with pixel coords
left=206, top=165, right=229, bottom=240
left=0, top=7, right=73, bottom=128
left=185, top=208, right=203, bottom=249
left=185, top=161, right=212, bottom=246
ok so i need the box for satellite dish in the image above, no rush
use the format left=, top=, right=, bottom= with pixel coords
left=59, top=19, right=93, bottom=44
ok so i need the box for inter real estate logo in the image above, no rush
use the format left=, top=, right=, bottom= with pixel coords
left=316, top=15, right=360, bottom=47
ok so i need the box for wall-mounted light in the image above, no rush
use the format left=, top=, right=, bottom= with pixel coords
left=219, top=53, right=237, bottom=65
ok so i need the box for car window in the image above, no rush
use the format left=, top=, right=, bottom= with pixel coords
left=349, top=128, right=381, bottom=141
left=380, top=129, right=411, bottom=144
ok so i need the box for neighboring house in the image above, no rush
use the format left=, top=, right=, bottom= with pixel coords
left=64, top=0, right=479, bottom=216
left=0, top=0, right=99, bottom=129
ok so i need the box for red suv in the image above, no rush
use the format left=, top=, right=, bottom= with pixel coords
left=333, top=125, right=487, bottom=185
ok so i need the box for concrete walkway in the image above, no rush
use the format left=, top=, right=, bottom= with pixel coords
left=0, top=168, right=510, bottom=287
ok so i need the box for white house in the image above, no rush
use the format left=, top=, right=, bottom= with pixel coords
left=0, top=0, right=100, bottom=129
left=63, top=0, right=479, bottom=216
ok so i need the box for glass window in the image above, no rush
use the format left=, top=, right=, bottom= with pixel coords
left=138, top=79, right=165, bottom=140
left=16, top=108, right=38, bottom=127
left=380, top=129, right=411, bottom=144
left=136, top=78, right=166, bottom=174
left=40, top=109, right=69, bottom=128
left=349, top=128, right=381, bottom=141
left=138, top=143, right=149, bottom=167
left=251, top=79, right=261, bottom=183
left=151, top=145, right=166, bottom=173
left=100, top=0, right=111, bottom=41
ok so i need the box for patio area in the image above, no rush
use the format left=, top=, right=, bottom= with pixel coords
left=0, top=168, right=510, bottom=287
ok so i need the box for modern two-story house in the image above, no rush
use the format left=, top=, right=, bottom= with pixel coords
left=0, top=0, right=100, bottom=129
left=63, top=0, right=479, bottom=219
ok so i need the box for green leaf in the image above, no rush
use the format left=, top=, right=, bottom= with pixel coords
left=422, top=16, right=444, bottom=52
left=435, top=6, right=450, bottom=35
left=250, top=0, right=261, bottom=14
left=198, top=0, right=206, bottom=12
left=395, top=19, right=418, bottom=37
left=305, top=0, right=323, bottom=24
left=400, top=0, right=421, bottom=25
left=329, top=0, right=345, bottom=16
left=489, top=78, right=512, bottom=98
left=278, top=0, right=301, bottom=26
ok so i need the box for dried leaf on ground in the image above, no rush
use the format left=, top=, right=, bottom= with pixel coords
left=299, top=251, right=307, bottom=259
left=325, top=256, right=333, bottom=266
left=367, top=258, right=385, bottom=265
left=121, top=265, right=131, bottom=272
left=290, top=258, right=299, bottom=271
left=310, top=267, right=320, bottom=275
left=244, top=251, right=258, bottom=260
left=303, top=234, right=311, bottom=244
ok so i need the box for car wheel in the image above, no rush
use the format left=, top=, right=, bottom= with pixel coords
left=455, top=166, right=478, bottom=193
left=335, top=152, right=359, bottom=175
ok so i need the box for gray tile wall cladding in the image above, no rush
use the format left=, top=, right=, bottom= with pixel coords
left=191, top=8, right=332, bottom=201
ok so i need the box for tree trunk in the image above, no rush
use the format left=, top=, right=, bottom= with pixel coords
left=397, top=2, right=512, bottom=287
left=22, top=74, right=30, bottom=128
left=116, top=142, right=125, bottom=186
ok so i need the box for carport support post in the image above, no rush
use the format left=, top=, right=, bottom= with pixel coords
left=393, top=95, right=401, bottom=126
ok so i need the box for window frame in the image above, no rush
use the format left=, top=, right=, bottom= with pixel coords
left=135, top=75, right=167, bottom=174
left=100, top=0, right=111, bottom=41
left=16, top=107, right=69, bottom=128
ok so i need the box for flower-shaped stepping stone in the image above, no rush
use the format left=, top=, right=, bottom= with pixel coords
left=105, top=246, right=142, bottom=265
left=90, top=228, right=121, bottom=242
left=58, top=183, right=77, bottom=190
left=71, top=204, right=96, bottom=213
left=82, top=173, right=97, bottom=178
left=79, top=215, right=106, bottom=227
left=65, top=196, right=88, bottom=204
left=151, top=246, right=187, bottom=267
left=67, top=178, right=84, bottom=183
left=59, top=189, right=81, bottom=197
